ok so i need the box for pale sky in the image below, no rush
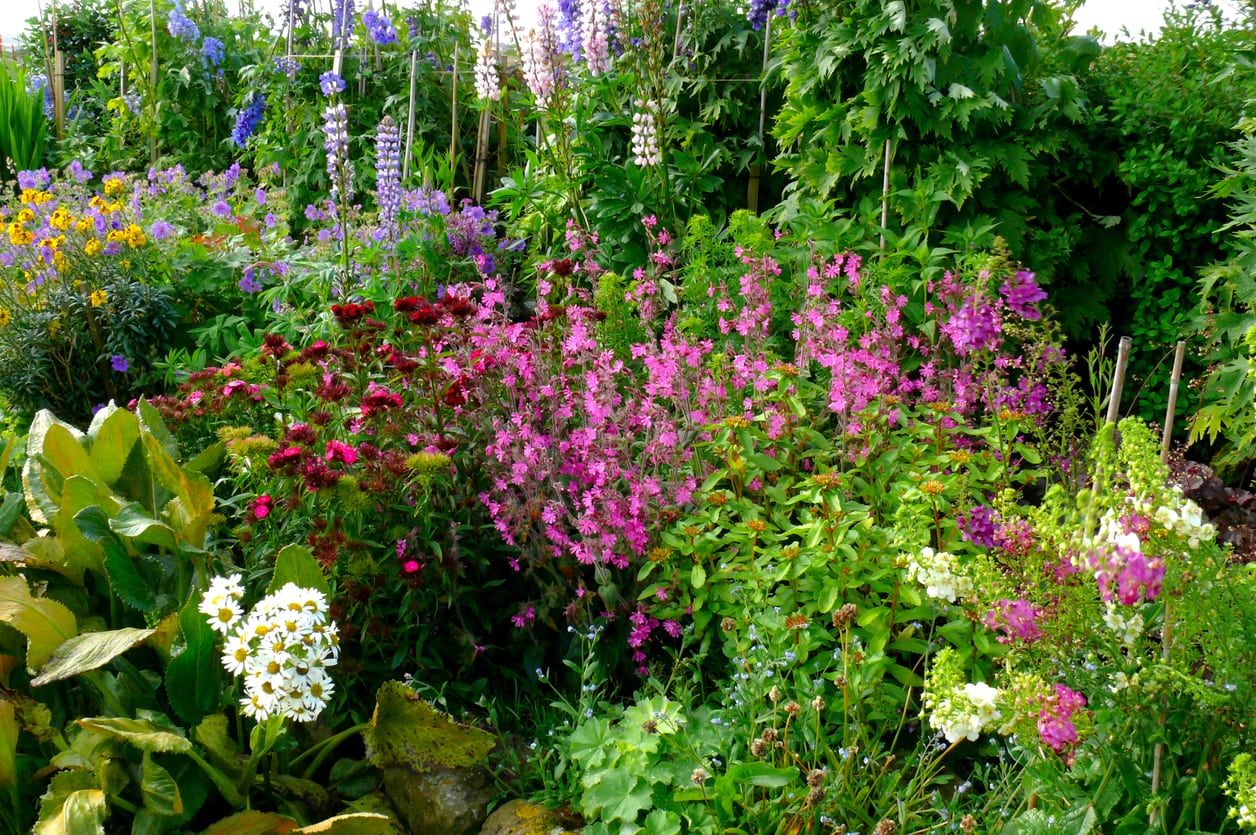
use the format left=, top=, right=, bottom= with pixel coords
left=0, top=1, right=1238, bottom=56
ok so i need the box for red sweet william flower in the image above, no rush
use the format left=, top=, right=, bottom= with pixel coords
left=332, top=301, right=375, bottom=328
left=251, top=494, right=273, bottom=520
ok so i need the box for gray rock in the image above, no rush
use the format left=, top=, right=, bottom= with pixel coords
left=382, top=764, right=495, bottom=835
left=479, top=799, right=580, bottom=835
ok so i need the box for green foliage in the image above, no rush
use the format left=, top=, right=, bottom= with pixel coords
left=0, top=54, right=49, bottom=178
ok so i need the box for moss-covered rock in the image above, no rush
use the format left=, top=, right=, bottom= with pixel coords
left=478, top=799, right=581, bottom=835
left=382, top=764, right=494, bottom=835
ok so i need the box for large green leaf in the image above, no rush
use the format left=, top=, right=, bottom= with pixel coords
left=139, top=432, right=214, bottom=549
left=87, top=406, right=140, bottom=484
left=194, top=714, right=242, bottom=778
left=32, top=627, right=156, bottom=686
left=74, top=505, right=155, bottom=611
left=110, top=504, right=178, bottom=551
left=141, top=752, right=183, bottom=816
left=76, top=715, right=192, bottom=754
left=22, top=411, right=84, bottom=524
left=41, top=424, right=99, bottom=489
left=363, top=681, right=495, bottom=772
left=267, top=545, right=329, bottom=596
left=34, top=770, right=107, bottom=835
left=0, top=699, right=17, bottom=789
left=0, top=575, right=76, bottom=668
left=581, top=767, right=652, bottom=824
left=166, top=598, right=222, bottom=726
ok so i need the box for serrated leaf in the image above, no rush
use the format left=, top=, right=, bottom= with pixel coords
left=110, top=504, right=178, bottom=551
left=35, top=770, right=107, bottom=835
left=268, top=545, right=329, bottom=596
left=194, top=715, right=242, bottom=777
left=77, top=715, right=191, bottom=753
left=141, top=752, right=183, bottom=816
left=0, top=575, right=76, bottom=668
left=32, top=627, right=156, bottom=686
left=23, top=411, right=83, bottom=524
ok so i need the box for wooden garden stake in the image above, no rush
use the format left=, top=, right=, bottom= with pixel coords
left=149, top=0, right=159, bottom=163
left=879, top=138, right=891, bottom=251
left=404, top=49, right=418, bottom=181
left=53, top=50, right=66, bottom=140
left=1160, top=340, right=1186, bottom=463
left=747, top=14, right=772, bottom=213
left=672, top=0, right=686, bottom=62
left=473, top=108, right=491, bottom=203
left=1105, top=336, right=1132, bottom=425
left=450, top=42, right=460, bottom=179
left=1149, top=338, right=1186, bottom=828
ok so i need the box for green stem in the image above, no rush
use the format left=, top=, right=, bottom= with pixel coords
left=294, top=721, right=369, bottom=779
left=186, top=748, right=245, bottom=808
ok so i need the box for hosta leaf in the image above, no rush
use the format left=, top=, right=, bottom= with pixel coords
left=34, top=770, right=107, bottom=835
left=32, top=627, right=156, bottom=686
left=141, top=753, right=183, bottom=816
left=76, top=715, right=191, bottom=753
left=0, top=575, right=76, bottom=668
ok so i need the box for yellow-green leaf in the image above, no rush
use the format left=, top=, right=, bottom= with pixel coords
left=200, top=810, right=298, bottom=835
left=32, top=627, right=155, bottom=686
left=294, top=813, right=393, bottom=834
left=0, top=699, right=17, bottom=789
left=34, top=770, right=107, bottom=835
left=141, top=752, right=183, bottom=816
left=0, top=575, right=76, bottom=668
left=76, top=716, right=191, bottom=753
left=87, top=406, right=139, bottom=484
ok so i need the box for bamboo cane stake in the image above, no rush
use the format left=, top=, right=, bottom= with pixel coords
left=1105, top=336, right=1132, bottom=425
left=149, top=0, right=159, bottom=164
left=473, top=108, right=491, bottom=203
left=53, top=50, right=66, bottom=139
left=746, top=14, right=771, bottom=213
left=403, top=49, right=418, bottom=181
left=879, top=138, right=892, bottom=251
left=449, top=42, right=460, bottom=181
left=1149, top=338, right=1186, bottom=829
left=672, top=0, right=686, bottom=62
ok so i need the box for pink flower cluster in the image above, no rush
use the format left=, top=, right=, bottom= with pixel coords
left=1088, top=541, right=1164, bottom=605
left=983, top=598, right=1044, bottom=644
left=1037, top=684, right=1087, bottom=755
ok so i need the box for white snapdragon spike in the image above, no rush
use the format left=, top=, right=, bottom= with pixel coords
left=929, top=683, right=1004, bottom=744
left=904, top=547, right=973, bottom=603
left=630, top=99, right=662, bottom=167
left=203, top=579, right=340, bottom=723
left=1155, top=489, right=1217, bottom=549
left=474, top=39, right=501, bottom=102
left=1101, top=600, right=1144, bottom=647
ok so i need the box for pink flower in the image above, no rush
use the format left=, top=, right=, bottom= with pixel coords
left=325, top=439, right=359, bottom=465
left=251, top=494, right=273, bottom=520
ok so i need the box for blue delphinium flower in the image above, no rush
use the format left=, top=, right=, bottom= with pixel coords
left=331, top=0, right=356, bottom=48
left=319, top=71, right=346, bottom=96
left=167, top=1, right=200, bottom=41
left=363, top=9, right=398, bottom=45
left=201, top=36, right=225, bottom=69
left=231, top=93, right=266, bottom=148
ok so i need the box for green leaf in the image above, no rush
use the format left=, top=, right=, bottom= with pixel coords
left=77, top=715, right=192, bottom=754
left=88, top=406, right=140, bottom=484
left=268, top=545, right=329, bottom=596
left=32, top=627, right=157, bottom=686
left=110, top=504, right=178, bottom=551
left=200, top=810, right=298, bottom=834
left=141, top=753, right=183, bottom=816
left=34, top=770, right=107, bottom=835
left=724, top=762, right=798, bottom=788
left=581, top=767, right=651, bottom=823
left=23, top=410, right=84, bottom=524
left=690, top=563, right=707, bottom=589
left=166, top=597, right=222, bottom=726
left=0, top=699, right=18, bottom=789
left=0, top=575, right=77, bottom=669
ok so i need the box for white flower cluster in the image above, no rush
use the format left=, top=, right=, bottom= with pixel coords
left=930, top=681, right=1003, bottom=744
left=200, top=575, right=340, bottom=723
left=905, top=547, right=973, bottom=603
left=630, top=99, right=662, bottom=167
left=1154, top=491, right=1216, bottom=549
left=474, top=39, right=500, bottom=102
left=1101, top=601, right=1144, bottom=647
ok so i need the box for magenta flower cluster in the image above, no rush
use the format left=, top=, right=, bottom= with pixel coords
left=1037, top=684, right=1087, bottom=755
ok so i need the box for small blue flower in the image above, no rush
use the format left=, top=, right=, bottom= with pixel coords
left=110, top=355, right=129, bottom=373
left=201, top=36, right=225, bottom=68
left=167, top=1, right=200, bottom=41
left=363, top=9, right=398, bottom=44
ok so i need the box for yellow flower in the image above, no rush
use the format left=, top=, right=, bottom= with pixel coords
left=75, top=216, right=95, bottom=233
left=90, top=289, right=107, bottom=307
left=7, top=223, right=34, bottom=247
left=89, top=195, right=107, bottom=211
left=0, top=309, right=10, bottom=327
left=106, top=229, right=126, bottom=245
left=49, top=208, right=72, bottom=231
left=103, top=177, right=124, bottom=197
left=84, top=239, right=101, bottom=256
left=38, top=237, right=61, bottom=251
left=120, top=259, right=131, bottom=269
left=17, top=209, right=34, bottom=224
left=18, top=189, right=50, bottom=205
left=52, top=251, right=66, bottom=271
left=124, top=224, right=146, bottom=247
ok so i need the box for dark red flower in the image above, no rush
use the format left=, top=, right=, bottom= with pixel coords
left=268, top=445, right=303, bottom=472
left=332, top=301, right=375, bottom=328
left=394, top=296, right=424, bottom=312
left=284, top=422, right=319, bottom=446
